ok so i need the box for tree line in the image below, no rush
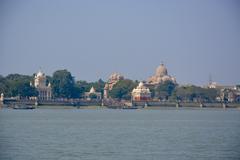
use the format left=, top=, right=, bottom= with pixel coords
left=109, top=80, right=219, bottom=102
left=0, top=69, right=220, bottom=102
left=0, top=70, right=104, bottom=99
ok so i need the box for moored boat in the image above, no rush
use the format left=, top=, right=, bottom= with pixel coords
left=13, top=105, right=35, bottom=110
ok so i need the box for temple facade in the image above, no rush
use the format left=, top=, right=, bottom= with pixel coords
left=147, top=63, right=176, bottom=85
left=132, top=82, right=151, bottom=101
left=104, top=73, right=124, bottom=98
left=32, top=70, right=52, bottom=100
left=84, top=86, right=102, bottom=100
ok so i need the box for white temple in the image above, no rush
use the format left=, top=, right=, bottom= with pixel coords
left=132, top=82, right=151, bottom=101
left=32, top=70, right=52, bottom=100
left=84, top=86, right=102, bottom=100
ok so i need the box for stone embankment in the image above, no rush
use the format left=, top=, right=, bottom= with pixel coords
left=1, top=98, right=240, bottom=109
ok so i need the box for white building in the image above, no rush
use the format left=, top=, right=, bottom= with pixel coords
left=32, top=70, right=52, bottom=100
left=84, top=86, right=102, bottom=100
left=132, top=82, right=151, bottom=101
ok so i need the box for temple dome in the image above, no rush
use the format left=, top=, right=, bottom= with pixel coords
left=139, top=82, right=144, bottom=88
left=36, top=70, right=44, bottom=77
left=147, top=63, right=177, bottom=85
left=162, top=75, right=171, bottom=81
left=108, top=73, right=123, bottom=81
left=156, top=64, right=168, bottom=77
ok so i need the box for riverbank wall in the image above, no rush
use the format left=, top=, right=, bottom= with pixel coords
left=132, top=101, right=240, bottom=108
left=2, top=98, right=240, bottom=109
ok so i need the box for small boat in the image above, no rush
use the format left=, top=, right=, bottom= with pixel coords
left=13, top=105, right=35, bottom=110
left=122, top=106, right=142, bottom=109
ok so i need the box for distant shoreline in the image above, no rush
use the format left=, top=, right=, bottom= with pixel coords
left=3, top=104, right=239, bottom=110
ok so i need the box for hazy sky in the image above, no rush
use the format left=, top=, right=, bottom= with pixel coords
left=1, top=0, right=239, bottom=85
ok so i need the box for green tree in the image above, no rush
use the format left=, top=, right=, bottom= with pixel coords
left=155, top=81, right=177, bottom=100
left=75, top=79, right=105, bottom=98
left=0, top=75, right=8, bottom=95
left=75, top=80, right=91, bottom=98
left=88, top=79, right=105, bottom=95
left=16, top=81, right=38, bottom=97
left=2, top=74, right=38, bottom=97
left=46, top=75, right=53, bottom=85
left=52, top=70, right=75, bottom=98
left=109, top=79, right=137, bottom=100
left=89, top=93, right=97, bottom=99
left=148, top=85, right=156, bottom=98
left=174, top=85, right=218, bottom=102
left=236, top=84, right=240, bottom=90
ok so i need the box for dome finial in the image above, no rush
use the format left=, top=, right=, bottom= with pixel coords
left=36, top=67, right=44, bottom=77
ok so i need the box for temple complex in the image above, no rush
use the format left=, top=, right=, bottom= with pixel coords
left=104, top=73, right=124, bottom=98
left=132, top=82, right=151, bottom=101
left=84, top=86, right=102, bottom=100
left=147, top=63, right=176, bottom=85
left=31, top=70, right=52, bottom=100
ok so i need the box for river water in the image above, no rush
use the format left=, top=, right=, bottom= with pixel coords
left=0, top=108, right=240, bottom=160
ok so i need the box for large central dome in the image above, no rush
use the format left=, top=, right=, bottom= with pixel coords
left=36, top=70, right=44, bottom=78
left=147, top=63, right=176, bottom=85
left=156, top=64, right=168, bottom=77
